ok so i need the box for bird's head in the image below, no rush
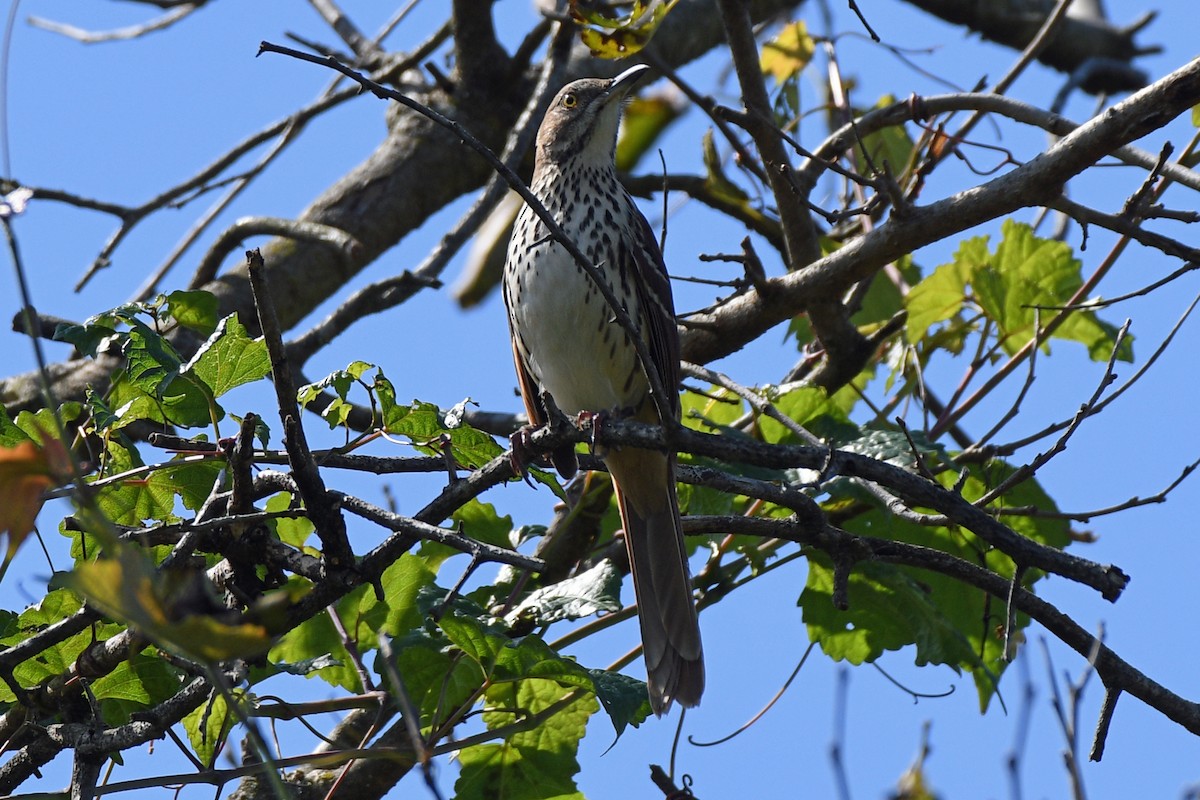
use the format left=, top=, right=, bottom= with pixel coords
left=534, top=64, right=650, bottom=168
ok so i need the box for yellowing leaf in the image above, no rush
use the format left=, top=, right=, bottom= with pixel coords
left=615, top=95, right=684, bottom=172
left=65, top=545, right=271, bottom=663
left=761, top=21, right=815, bottom=83
left=570, top=0, right=679, bottom=59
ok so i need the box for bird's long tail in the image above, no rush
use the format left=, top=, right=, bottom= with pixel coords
left=605, top=446, right=704, bottom=715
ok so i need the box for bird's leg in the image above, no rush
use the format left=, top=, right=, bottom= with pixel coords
left=508, top=392, right=580, bottom=481
left=576, top=409, right=609, bottom=459
left=540, top=392, right=581, bottom=477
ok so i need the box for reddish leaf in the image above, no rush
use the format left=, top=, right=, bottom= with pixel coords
left=0, top=438, right=72, bottom=577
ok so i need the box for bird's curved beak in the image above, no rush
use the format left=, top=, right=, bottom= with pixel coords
left=608, top=64, right=651, bottom=99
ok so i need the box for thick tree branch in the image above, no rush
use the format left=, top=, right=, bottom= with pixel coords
left=681, top=59, right=1200, bottom=366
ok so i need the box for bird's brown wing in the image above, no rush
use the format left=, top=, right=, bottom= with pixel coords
left=626, top=196, right=682, bottom=420
left=606, top=196, right=703, bottom=714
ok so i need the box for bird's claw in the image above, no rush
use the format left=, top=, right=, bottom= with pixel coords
left=508, top=426, right=540, bottom=487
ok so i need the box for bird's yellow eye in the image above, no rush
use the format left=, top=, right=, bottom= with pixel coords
left=561, top=92, right=578, bottom=109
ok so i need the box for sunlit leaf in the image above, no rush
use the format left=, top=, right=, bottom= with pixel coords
left=800, top=555, right=983, bottom=669
left=456, top=678, right=597, bottom=800
left=91, top=649, right=184, bottom=710
left=184, top=314, right=271, bottom=398
left=0, top=406, right=28, bottom=447
left=855, top=95, right=917, bottom=179
left=386, top=400, right=504, bottom=469
left=906, top=220, right=1133, bottom=362
left=126, top=321, right=183, bottom=397
left=54, top=320, right=122, bottom=359
left=64, top=544, right=271, bottom=663
left=265, top=492, right=314, bottom=548
left=807, top=459, right=1069, bottom=709
left=505, top=560, right=622, bottom=626
left=165, top=290, right=219, bottom=336
left=761, top=21, right=815, bottom=83
left=387, top=627, right=487, bottom=725
left=615, top=95, right=684, bottom=172
left=269, top=610, right=360, bottom=693
left=570, top=0, right=679, bottom=59
left=183, top=689, right=235, bottom=767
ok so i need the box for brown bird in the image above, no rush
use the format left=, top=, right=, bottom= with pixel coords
left=502, top=64, right=704, bottom=715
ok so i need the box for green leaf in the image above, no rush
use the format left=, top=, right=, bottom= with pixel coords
left=94, top=442, right=174, bottom=526
left=165, top=290, right=219, bottom=336
left=681, top=385, right=737, bottom=430
left=183, top=689, right=234, bottom=767
left=269, top=556, right=434, bottom=693
left=106, top=373, right=167, bottom=427
left=0, top=587, right=82, bottom=644
left=454, top=500, right=515, bottom=550
left=677, top=481, right=735, bottom=517
left=810, top=459, right=1069, bottom=709
left=91, top=648, right=183, bottom=710
left=0, top=406, right=28, bottom=447
left=906, top=221, right=1132, bottom=362
left=439, top=612, right=594, bottom=690
left=439, top=612, right=507, bottom=668
left=904, top=256, right=971, bottom=345
left=54, top=320, right=122, bottom=358
left=269, top=597, right=362, bottom=693
left=159, top=374, right=220, bottom=428
left=0, top=590, right=127, bottom=704
left=15, top=402, right=84, bottom=444
left=231, top=413, right=271, bottom=449
left=387, top=627, right=487, bottom=725
left=298, top=361, right=389, bottom=430
left=504, top=560, right=622, bottom=626
left=419, top=499, right=515, bottom=569
left=589, top=668, right=651, bottom=737
left=126, top=322, right=183, bottom=396
left=852, top=254, right=921, bottom=331
left=759, top=386, right=856, bottom=445
left=386, top=400, right=504, bottom=469
left=455, top=678, right=597, bottom=800
left=92, top=444, right=221, bottom=525
left=836, top=425, right=952, bottom=471
left=800, top=555, right=982, bottom=669
left=164, top=460, right=225, bottom=512
left=184, top=314, right=271, bottom=398
left=85, top=386, right=120, bottom=433
left=350, top=553, right=437, bottom=642
left=265, top=492, right=313, bottom=548
left=855, top=95, right=916, bottom=179
left=271, top=654, right=343, bottom=675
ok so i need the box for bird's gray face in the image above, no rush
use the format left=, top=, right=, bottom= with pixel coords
left=535, top=65, right=649, bottom=166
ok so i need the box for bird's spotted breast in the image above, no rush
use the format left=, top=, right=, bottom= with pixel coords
left=504, top=163, right=647, bottom=416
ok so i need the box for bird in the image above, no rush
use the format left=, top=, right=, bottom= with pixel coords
left=502, top=63, right=704, bottom=715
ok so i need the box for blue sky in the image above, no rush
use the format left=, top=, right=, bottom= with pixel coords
left=3, top=1, right=1200, bottom=797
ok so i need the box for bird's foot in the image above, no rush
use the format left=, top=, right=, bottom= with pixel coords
left=509, top=393, right=580, bottom=481
left=508, top=425, right=541, bottom=486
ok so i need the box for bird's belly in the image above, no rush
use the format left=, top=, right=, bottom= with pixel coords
left=514, top=253, right=645, bottom=416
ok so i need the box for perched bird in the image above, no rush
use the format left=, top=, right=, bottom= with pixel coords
left=502, top=64, right=704, bottom=715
